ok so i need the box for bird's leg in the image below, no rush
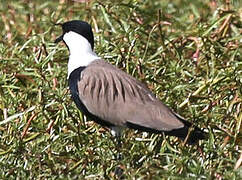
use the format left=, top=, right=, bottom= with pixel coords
left=110, top=127, right=124, bottom=178
left=115, top=134, right=122, bottom=160
left=110, top=126, right=123, bottom=160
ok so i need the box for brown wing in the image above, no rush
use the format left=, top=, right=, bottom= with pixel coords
left=77, top=60, right=184, bottom=131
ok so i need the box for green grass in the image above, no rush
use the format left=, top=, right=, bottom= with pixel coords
left=0, top=0, right=241, bottom=179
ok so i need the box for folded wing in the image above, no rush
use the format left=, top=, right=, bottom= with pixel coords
left=77, top=60, right=184, bottom=132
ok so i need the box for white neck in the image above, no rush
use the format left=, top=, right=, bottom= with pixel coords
left=63, top=31, right=101, bottom=78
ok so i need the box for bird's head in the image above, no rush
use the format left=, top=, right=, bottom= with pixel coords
left=54, top=20, right=94, bottom=50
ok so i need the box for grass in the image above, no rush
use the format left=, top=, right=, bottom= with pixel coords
left=0, top=0, right=241, bottom=179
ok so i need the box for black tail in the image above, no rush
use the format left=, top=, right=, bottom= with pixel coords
left=165, top=115, right=206, bottom=144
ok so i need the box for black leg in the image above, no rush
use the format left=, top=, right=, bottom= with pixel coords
left=110, top=127, right=125, bottom=179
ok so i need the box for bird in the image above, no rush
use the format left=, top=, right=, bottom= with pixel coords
left=54, top=20, right=206, bottom=145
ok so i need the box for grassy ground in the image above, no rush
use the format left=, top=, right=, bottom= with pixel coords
left=0, top=0, right=241, bottom=179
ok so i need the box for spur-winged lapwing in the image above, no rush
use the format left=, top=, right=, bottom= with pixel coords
left=55, top=20, right=205, bottom=144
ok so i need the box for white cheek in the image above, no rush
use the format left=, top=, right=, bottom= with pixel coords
left=64, top=31, right=101, bottom=78
left=63, top=32, right=78, bottom=46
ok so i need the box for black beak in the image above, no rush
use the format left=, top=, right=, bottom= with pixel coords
left=53, top=22, right=64, bottom=43
left=54, top=34, right=64, bottom=43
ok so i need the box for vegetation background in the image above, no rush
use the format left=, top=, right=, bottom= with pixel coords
left=0, top=0, right=241, bottom=179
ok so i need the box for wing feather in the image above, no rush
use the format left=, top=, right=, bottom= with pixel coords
left=110, top=73, right=118, bottom=102
left=77, top=60, right=184, bottom=131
